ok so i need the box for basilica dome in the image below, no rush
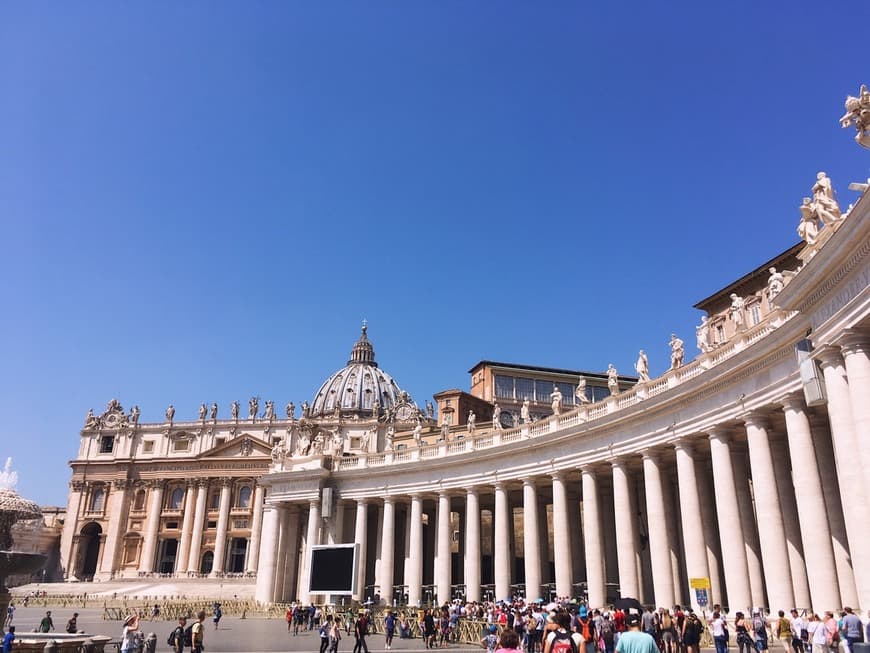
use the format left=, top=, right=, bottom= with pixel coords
left=310, top=325, right=407, bottom=418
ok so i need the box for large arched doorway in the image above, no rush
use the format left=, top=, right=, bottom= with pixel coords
left=157, top=539, right=179, bottom=574
left=79, top=522, right=102, bottom=580
left=228, top=538, right=247, bottom=573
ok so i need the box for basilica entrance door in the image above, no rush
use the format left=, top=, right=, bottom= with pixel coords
left=79, top=522, right=102, bottom=580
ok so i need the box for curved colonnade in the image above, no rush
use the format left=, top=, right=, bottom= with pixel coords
left=255, top=203, right=870, bottom=617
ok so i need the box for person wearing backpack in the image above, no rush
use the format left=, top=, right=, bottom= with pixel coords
left=660, top=609, right=676, bottom=653
left=168, top=617, right=187, bottom=653
left=575, top=607, right=596, bottom=653
left=544, top=611, right=583, bottom=653
left=680, top=611, right=702, bottom=653
left=600, top=615, right=616, bottom=653
left=191, top=610, right=206, bottom=653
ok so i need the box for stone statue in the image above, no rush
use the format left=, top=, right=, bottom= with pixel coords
left=106, top=398, right=123, bottom=414
left=467, top=411, right=476, bottom=435
left=330, top=429, right=343, bottom=456
left=551, top=385, right=563, bottom=415
left=521, top=399, right=531, bottom=424
left=512, top=412, right=520, bottom=428
left=312, top=433, right=325, bottom=455
left=767, top=267, right=785, bottom=301
left=696, top=316, right=712, bottom=352
left=371, top=398, right=380, bottom=420
left=84, top=409, right=98, bottom=429
left=574, top=377, right=590, bottom=404
left=248, top=397, right=259, bottom=421
left=607, top=364, right=619, bottom=395
left=385, top=425, right=395, bottom=451
left=295, top=431, right=311, bottom=456
left=492, top=402, right=502, bottom=431
left=302, top=401, right=310, bottom=418
left=165, top=404, right=175, bottom=423
left=412, top=420, right=423, bottom=446
left=270, top=442, right=287, bottom=471
left=840, top=84, right=870, bottom=147
left=286, top=402, right=295, bottom=420
left=264, top=400, right=275, bottom=421
left=198, top=403, right=207, bottom=421
left=209, top=402, right=218, bottom=420
left=811, top=171, right=842, bottom=225
left=129, top=405, right=140, bottom=425
left=231, top=400, right=240, bottom=421
left=360, top=428, right=372, bottom=451
left=798, top=197, right=820, bottom=246
left=729, top=294, right=746, bottom=330
left=440, top=420, right=450, bottom=440
left=426, top=401, right=434, bottom=419
left=669, top=334, right=685, bottom=370
left=635, top=351, right=650, bottom=382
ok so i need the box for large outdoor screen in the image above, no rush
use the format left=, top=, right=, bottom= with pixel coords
left=308, top=544, right=359, bottom=594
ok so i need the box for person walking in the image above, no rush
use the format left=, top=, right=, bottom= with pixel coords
left=192, top=610, right=206, bottom=653
left=39, top=611, right=54, bottom=633
left=2, top=627, right=15, bottom=653
left=170, top=617, right=187, bottom=653
left=353, top=610, right=370, bottom=653
left=616, top=613, right=659, bottom=653
left=330, top=616, right=343, bottom=653
left=66, top=613, right=79, bottom=634
left=710, top=611, right=729, bottom=653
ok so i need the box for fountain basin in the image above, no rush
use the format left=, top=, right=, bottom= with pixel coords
left=11, top=634, right=113, bottom=653
left=0, top=550, right=47, bottom=577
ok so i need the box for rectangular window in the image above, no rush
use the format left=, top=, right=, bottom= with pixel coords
left=166, top=521, right=179, bottom=530
left=750, top=304, right=762, bottom=326
left=209, top=492, right=220, bottom=510
left=207, top=520, right=217, bottom=529
left=142, top=441, right=154, bottom=454
left=233, top=519, right=249, bottom=529
left=556, top=382, right=575, bottom=406
left=716, top=324, right=725, bottom=343
left=172, top=439, right=189, bottom=452
left=215, top=437, right=226, bottom=447
left=494, top=375, right=514, bottom=399
left=100, top=436, right=115, bottom=454
left=514, top=377, right=534, bottom=401
left=534, top=380, right=551, bottom=403
left=590, top=385, right=610, bottom=402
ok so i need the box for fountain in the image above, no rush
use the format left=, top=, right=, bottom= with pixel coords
left=0, top=459, right=47, bottom=626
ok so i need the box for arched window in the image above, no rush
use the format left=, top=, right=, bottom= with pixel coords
left=90, top=488, right=105, bottom=512
left=169, top=487, right=185, bottom=510
left=200, top=550, right=214, bottom=574
left=237, top=486, right=252, bottom=509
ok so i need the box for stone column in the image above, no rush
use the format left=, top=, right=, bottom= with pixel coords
left=770, top=439, right=810, bottom=609
left=642, top=451, right=675, bottom=608
left=254, top=503, right=280, bottom=603
left=743, top=412, right=795, bottom=610
left=708, top=428, right=751, bottom=610
left=808, top=412, right=858, bottom=609
left=465, top=488, right=481, bottom=603
left=186, top=480, right=208, bottom=573
left=816, top=346, right=870, bottom=609
left=408, top=494, right=424, bottom=606
left=582, top=468, right=606, bottom=609
left=673, top=442, right=710, bottom=611
left=353, top=499, right=369, bottom=601
left=380, top=497, right=396, bottom=604
left=298, top=499, right=321, bottom=604
left=551, top=473, right=573, bottom=599
left=175, top=480, right=197, bottom=576
left=59, top=481, right=85, bottom=579
left=436, top=492, right=452, bottom=603
left=840, top=332, right=870, bottom=475
left=100, top=479, right=131, bottom=575
left=211, top=479, right=232, bottom=574
left=522, top=479, right=542, bottom=601
left=612, top=459, right=639, bottom=599
left=327, top=501, right=346, bottom=545
left=732, top=446, right=766, bottom=608
left=494, top=482, right=511, bottom=602
left=246, top=485, right=266, bottom=573
left=139, top=481, right=164, bottom=573
left=274, top=507, right=289, bottom=599
left=282, top=505, right=301, bottom=602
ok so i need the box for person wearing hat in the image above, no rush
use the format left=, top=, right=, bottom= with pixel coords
left=120, top=614, right=139, bottom=653
left=615, top=613, right=658, bottom=653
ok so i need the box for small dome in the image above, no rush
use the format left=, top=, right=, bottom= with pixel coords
left=310, top=325, right=407, bottom=418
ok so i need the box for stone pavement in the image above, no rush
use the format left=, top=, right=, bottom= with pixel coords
left=6, top=607, right=479, bottom=653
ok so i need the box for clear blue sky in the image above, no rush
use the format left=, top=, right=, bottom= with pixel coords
left=2, top=2, right=868, bottom=505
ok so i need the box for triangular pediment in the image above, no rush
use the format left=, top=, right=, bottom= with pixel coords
left=197, top=434, right=272, bottom=459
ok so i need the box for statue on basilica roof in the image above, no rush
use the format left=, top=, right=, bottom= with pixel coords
left=231, top=400, right=240, bottom=421
left=840, top=84, right=870, bottom=148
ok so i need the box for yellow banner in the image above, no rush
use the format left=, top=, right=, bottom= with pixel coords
left=689, top=577, right=711, bottom=589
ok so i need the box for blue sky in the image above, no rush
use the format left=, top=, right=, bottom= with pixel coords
left=2, top=2, right=868, bottom=505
